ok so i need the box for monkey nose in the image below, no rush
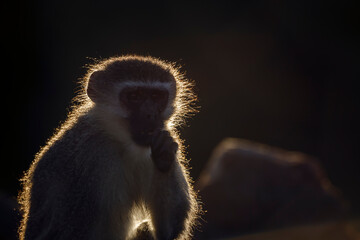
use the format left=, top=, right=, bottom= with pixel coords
left=141, top=130, right=155, bottom=136
left=146, top=114, right=156, bottom=120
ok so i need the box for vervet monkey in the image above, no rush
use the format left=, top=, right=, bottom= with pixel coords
left=18, top=55, right=200, bottom=240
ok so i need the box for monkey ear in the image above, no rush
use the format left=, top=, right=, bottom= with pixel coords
left=87, top=71, right=103, bottom=102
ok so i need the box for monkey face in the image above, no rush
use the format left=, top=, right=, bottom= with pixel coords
left=120, top=86, right=170, bottom=146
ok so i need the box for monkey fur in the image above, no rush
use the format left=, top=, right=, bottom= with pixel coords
left=18, top=55, right=200, bottom=240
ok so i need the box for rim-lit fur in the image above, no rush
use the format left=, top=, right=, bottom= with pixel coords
left=79, top=55, right=198, bottom=129
left=18, top=55, right=201, bottom=240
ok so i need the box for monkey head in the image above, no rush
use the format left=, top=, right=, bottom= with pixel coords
left=85, top=56, right=189, bottom=147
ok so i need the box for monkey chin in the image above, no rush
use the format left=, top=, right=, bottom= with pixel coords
left=131, top=131, right=155, bottom=147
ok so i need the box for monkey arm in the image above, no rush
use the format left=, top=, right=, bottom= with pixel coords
left=148, top=163, right=192, bottom=240
left=23, top=167, right=100, bottom=239
left=148, top=131, right=192, bottom=239
left=22, top=149, right=109, bottom=240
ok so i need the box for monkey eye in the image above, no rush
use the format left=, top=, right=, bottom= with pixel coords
left=150, top=89, right=168, bottom=102
left=120, top=88, right=144, bottom=106
left=120, top=87, right=169, bottom=110
left=127, top=91, right=141, bottom=102
left=151, top=93, right=159, bottom=100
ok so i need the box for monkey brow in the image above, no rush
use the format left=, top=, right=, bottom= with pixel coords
left=119, top=81, right=173, bottom=90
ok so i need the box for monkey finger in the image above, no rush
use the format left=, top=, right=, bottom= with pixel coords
left=151, top=130, right=170, bottom=151
left=156, top=133, right=176, bottom=154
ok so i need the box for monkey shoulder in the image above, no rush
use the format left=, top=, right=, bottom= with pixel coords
left=27, top=114, right=122, bottom=215
left=31, top=114, right=117, bottom=185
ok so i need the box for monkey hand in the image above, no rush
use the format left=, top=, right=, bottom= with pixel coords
left=151, top=130, right=178, bottom=173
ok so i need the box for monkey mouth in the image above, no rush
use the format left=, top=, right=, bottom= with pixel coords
left=130, top=121, right=163, bottom=146
left=132, top=129, right=157, bottom=146
left=141, top=130, right=155, bottom=136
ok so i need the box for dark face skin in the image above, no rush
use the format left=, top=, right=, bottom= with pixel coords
left=120, top=86, right=169, bottom=146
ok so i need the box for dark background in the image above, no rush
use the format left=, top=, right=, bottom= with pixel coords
left=3, top=0, right=359, bottom=220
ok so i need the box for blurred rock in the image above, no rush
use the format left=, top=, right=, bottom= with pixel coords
left=229, top=220, right=360, bottom=240
left=195, top=138, right=347, bottom=239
